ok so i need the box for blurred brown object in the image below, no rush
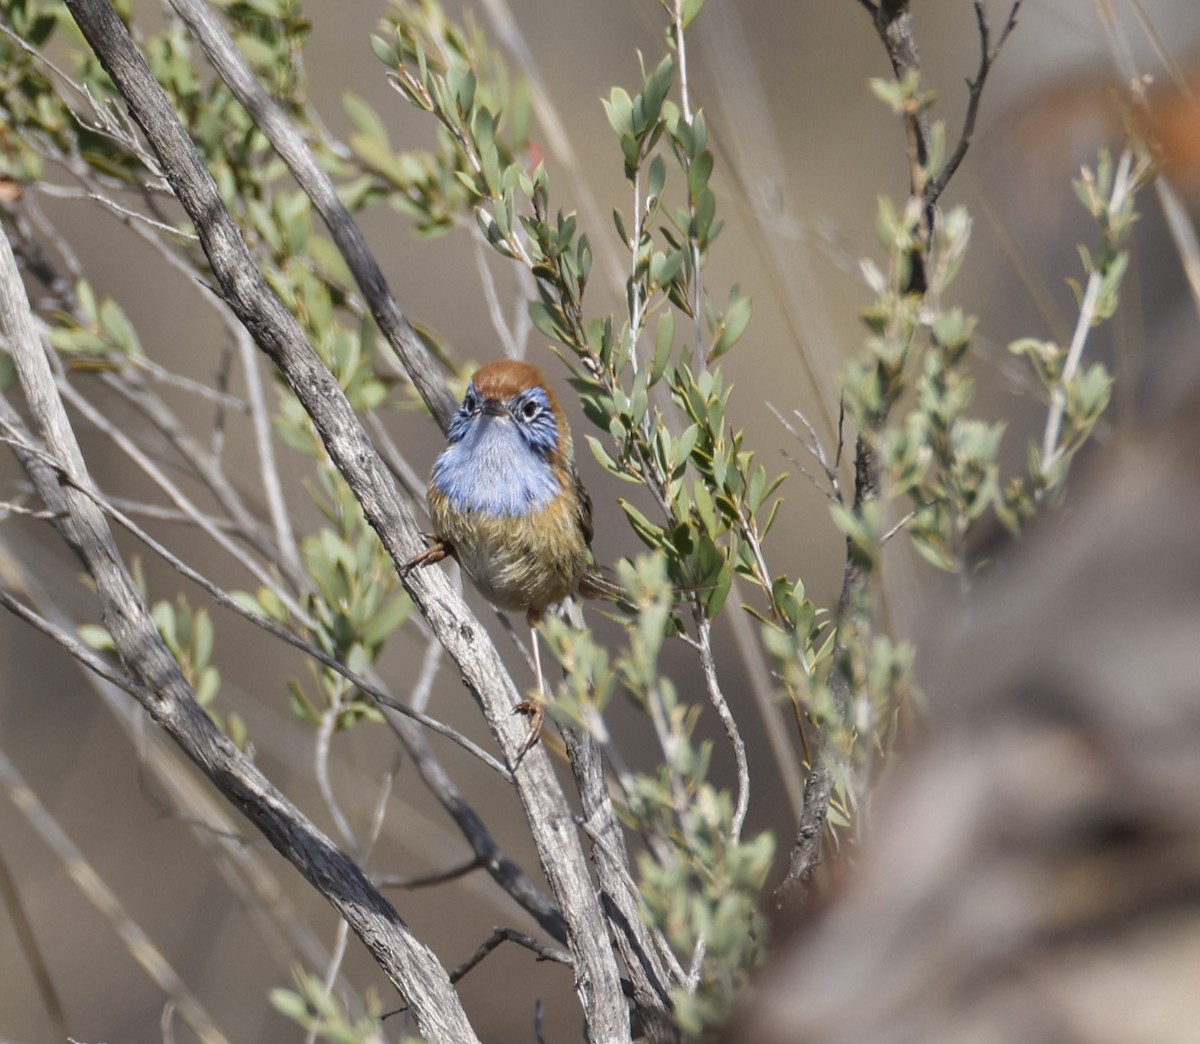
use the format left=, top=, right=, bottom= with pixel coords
left=729, top=398, right=1200, bottom=1043
left=974, top=46, right=1200, bottom=288
left=1147, top=56, right=1200, bottom=197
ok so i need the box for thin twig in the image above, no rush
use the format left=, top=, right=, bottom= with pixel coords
left=0, top=538, right=359, bottom=1001
left=449, top=928, right=571, bottom=984
left=0, top=844, right=69, bottom=1041
left=315, top=685, right=358, bottom=851
left=724, top=579, right=805, bottom=819
left=98, top=369, right=302, bottom=588
left=58, top=374, right=312, bottom=622
left=768, top=402, right=840, bottom=500
left=0, top=743, right=231, bottom=1044
left=694, top=1, right=842, bottom=433
left=164, top=0, right=456, bottom=430
left=1040, top=151, right=1134, bottom=475
left=695, top=614, right=749, bottom=841
left=34, top=181, right=199, bottom=239
left=234, top=326, right=302, bottom=579
left=0, top=498, right=57, bottom=520
left=472, top=230, right=520, bottom=359
left=377, top=856, right=483, bottom=890
left=126, top=353, right=247, bottom=410
left=314, top=757, right=398, bottom=1042
left=1, top=171, right=476, bottom=1038
left=0, top=424, right=513, bottom=780
left=924, top=1, right=1023, bottom=209
left=672, top=0, right=706, bottom=363
left=365, top=412, right=432, bottom=509
left=534, top=998, right=547, bottom=1044
left=304, top=919, right=351, bottom=1044
left=474, top=0, right=627, bottom=292
left=881, top=509, right=917, bottom=544
left=4, top=195, right=82, bottom=303
left=409, top=635, right=443, bottom=715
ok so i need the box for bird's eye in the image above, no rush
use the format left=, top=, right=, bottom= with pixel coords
left=462, top=389, right=478, bottom=412
left=520, top=399, right=540, bottom=421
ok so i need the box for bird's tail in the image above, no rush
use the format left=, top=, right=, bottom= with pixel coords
left=578, top=566, right=628, bottom=605
left=579, top=565, right=704, bottom=614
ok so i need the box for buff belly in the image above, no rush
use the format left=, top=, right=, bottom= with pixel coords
left=428, top=486, right=588, bottom=616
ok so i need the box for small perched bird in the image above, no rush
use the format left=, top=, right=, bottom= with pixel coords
left=405, top=359, right=617, bottom=755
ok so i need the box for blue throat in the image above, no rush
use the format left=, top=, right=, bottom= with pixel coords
left=431, top=415, right=559, bottom=517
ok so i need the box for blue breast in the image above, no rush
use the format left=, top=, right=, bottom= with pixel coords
left=431, top=416, right=559, bottom=517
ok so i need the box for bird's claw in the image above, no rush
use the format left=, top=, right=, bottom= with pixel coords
left=402, top=535, right=452, bottom=576
left=512, top=700, right=545, bottom=766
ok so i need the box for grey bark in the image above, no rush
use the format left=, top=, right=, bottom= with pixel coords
left=60, top=1, right=631, bottom=1038
left=0, top=217, right=478, bottom=1041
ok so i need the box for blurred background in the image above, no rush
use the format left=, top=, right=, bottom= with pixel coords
left=2, top=0, right=1199, bottom=1040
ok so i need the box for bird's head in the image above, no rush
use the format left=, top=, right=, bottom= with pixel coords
left=446, top=359, right=570, bottom=464
left=431, top=360, right=572, bottom=517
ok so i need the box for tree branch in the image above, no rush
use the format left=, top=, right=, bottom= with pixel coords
left=449, top=927, right=571, bottom=985
left=165, top=0, right=457, bottom=431
left=775, top=436, right=877, bottom=910
left=0, top=191, right=477, bottom=1041
left=61, top=2, right=628, bottom=1037
left=0, top=834, right=68, bottom=1040
left=561, top=727, right=678, bottom=1043
left=0, top=743, right=230, bottom=1044
left=777, top=0, right=1023, bottom=913
left=0, top=535, right=365, bottom=1002
left=924, top=1, right=1023, bottom=209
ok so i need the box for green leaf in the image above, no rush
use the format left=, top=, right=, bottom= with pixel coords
left=692, top=188, right=716, bottom=244
left=528, top=301, right=565, bottom=341
left=649, top=249, right=685, bottom=287
left=585, top=434, right=636, bottom=481
left=152, top=601, right=178, bottom=651
left=343, top=92, right=388, bottom=144
left=640, top=55, right=676, bottom=132
left=369, top=33, right=395, bottom=66
left=77, top=279, right=97, bottom=322
left=703, top=560, right=732, bottom=618
left=709, top=292, right=751, bottom=360
left=613, top=207, right=630, bottom=247
left=686, top=149, right=713, bottom=200
left=192, top=609, right=213, bottom=670
left=619, top=498, right=667, bottom=549
left=79, top=623, right=116, bottom=652
left=651, top=311, right=675, bottom=385
left=270, top=989, right=311, bottom=1023
left=603, top=87, right=634, bottom=137
left=98, top=299, right=140, bottom=354
left=672, top=424, right=699, bottom=472
left=195, top=666, right=220, bottom=707
left=361, top=594, right=412, bottom=648
left=648, top=153, right=666, bottom=202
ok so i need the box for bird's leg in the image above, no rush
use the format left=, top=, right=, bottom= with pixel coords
left=401, top=536, right=453, bottom=575
left=513, top=615, right=546, bottom=764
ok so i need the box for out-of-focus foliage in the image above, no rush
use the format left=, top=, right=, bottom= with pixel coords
left=0, top=0, right=1147, bottom=1038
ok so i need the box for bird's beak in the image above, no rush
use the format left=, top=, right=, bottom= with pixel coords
left=480, top=398, right=506, bottom=418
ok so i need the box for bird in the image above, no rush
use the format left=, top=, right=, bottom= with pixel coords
left=404, top=359, right=619, bottom=759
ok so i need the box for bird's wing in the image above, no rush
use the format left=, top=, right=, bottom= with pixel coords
left=572, top=466, right=595, bottom=547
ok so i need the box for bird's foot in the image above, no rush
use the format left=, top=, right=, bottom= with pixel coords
left=512, top=700, right=545, bottom=766
left=402, top=535, right=453, bottom=575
